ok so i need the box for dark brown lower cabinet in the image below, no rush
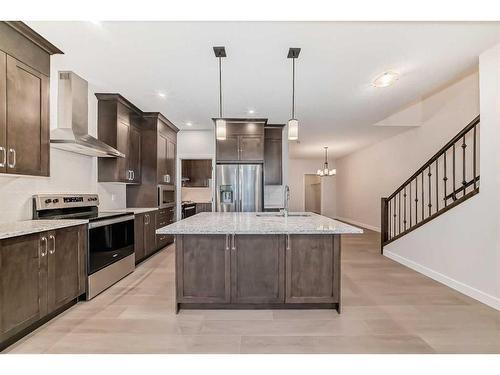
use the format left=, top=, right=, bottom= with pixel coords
left=176, top=233, right=340, bottom=312
left=231, top=234, right=284, bottom=303
left=134, top=213, right=145, bottom=263
left=156, top=207, right=174, bottom=249
left=286, top=234, right=340, bottom=304
left=195, top=203, right=212, bottom=214
left=134, top=210, right=171, bottom=264
left=176, top=235, right=230, bottom=304
left=47, top=226, right=86, bottom=312
left=0, top=225, right=86, bottom=348
left=0, top=233, right=46, bottom=342
left=144, top=211, right=157, bottom=256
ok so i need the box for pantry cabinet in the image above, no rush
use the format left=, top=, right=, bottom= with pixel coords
left=126, top=112, right=178, bottom=208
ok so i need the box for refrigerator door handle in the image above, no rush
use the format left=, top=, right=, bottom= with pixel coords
left=238, top=165, right=242, bottom=212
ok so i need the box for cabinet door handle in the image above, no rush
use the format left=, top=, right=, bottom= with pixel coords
left=7, top=148, right=16, bottom=168
left=286, top=234, right=291, bottom=252
left=225, top=234, right=230, bottom=251
left=231, top=234, right=236, bottom=251
left=48, top=235, right=56, bottom=255
left=40, top=236, right=48, bottom=257
left=0, top=146, right=5, bottom=168
left=132, top=170, right=135, bottom=180
left=145, top=214, right=149, bottom=225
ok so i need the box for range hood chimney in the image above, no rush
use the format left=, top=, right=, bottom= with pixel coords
left=50, top=71, right=124, bottom=158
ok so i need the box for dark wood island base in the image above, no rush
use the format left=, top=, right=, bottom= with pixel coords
left=174, top=233, right=341, bottom=313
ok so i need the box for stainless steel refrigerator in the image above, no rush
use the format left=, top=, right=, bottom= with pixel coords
left=216, top=164, right=263, bottom=212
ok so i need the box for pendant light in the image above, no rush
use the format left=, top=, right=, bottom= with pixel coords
left=317, top=147, right=336, bottom=177
left=287, top=48, right=301, bottom=141
left=213, top=46, right=227, bottom=140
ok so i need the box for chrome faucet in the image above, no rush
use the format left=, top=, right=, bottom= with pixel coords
left=283, top=185, right=290, bottom=218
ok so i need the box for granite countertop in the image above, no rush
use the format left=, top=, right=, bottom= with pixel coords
left=156, top=212, right=363, bottom=235
left=0, top=220, right=89, bottom=240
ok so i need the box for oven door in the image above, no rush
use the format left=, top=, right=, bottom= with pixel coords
left=183, top=204, right=197, bottom=219
left=88, top=216, right=135, bottom=275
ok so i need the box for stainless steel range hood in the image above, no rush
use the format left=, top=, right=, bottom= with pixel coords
left=50, top=71, right=124, bottom=158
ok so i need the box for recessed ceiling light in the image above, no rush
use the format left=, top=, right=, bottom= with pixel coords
left=89, top=21, right=102, bottom=26
left=248, top=109, right=255, bottom=115
left=372, top=71, right=400, bottom=88
left=186, top=122, right=193, bottom=127
left=157, top=92, right=166, bottom=98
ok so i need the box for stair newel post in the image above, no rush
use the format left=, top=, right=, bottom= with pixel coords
left=380, top=197, right=389, bottom=254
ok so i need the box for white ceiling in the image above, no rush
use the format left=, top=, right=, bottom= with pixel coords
left=28, top=21, right=500, bottom=159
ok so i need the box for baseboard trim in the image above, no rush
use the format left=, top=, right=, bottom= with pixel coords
left=384, top=250, right=500, bottom=311
left=335, top=216, right=380, bottom=232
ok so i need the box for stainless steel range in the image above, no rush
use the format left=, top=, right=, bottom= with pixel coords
left=33, top=193, right=135, bottom=300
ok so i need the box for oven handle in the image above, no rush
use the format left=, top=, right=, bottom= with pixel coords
left=88, top=214, right=135, bottom=229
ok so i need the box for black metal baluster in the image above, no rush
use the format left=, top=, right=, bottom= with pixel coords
left=415, top=175, right=418, bottom=223
left=421, top=171, right=424, bottom=220
left=435, top=159, right=439, bottom=212
left=462, top=135, right=467, bottom=197
left=443, top=151, right=448, bottom=207
left=428, top=166, right=432, bottom=217
left=452, top=143, right=456, bottom=200
left=398, top=191, right=401, bottom=234
left=386, top=199, right=391, bottom=241
left=403, top=187, right=407, bottom=231
left=393, top=197, right=397, bottom=237
left=409, top=181, right=412, bottom=228
left=473, top=125, right=477, bottom=189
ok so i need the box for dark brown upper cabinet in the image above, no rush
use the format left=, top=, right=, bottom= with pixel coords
left=182, top=159, right=212, bottom=187
left=157, top=129, right=176, bottom=186
left=126, top=112, right=179, bottom=208
left=96, top=94, right=142, bottom=184
left=0, top=22, right=62, bottom=177
left=215, top=120, right=265, bottom=162
left=264, top=126, right=284, bottom=185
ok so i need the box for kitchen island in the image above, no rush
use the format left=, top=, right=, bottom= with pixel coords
left=156, top=212, right=362, bottom=313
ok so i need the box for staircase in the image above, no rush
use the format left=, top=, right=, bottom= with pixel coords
left=380, top=115, right=480, bottom=252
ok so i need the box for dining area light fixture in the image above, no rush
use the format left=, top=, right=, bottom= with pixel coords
left=213, top=46, right=227, bottom=140
left=317, top=147, right=336, bottom=177
left=287, top=47, right=301, bottom=141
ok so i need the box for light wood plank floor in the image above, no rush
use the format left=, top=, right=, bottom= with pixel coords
left=4, top=229, right=500, bottom=354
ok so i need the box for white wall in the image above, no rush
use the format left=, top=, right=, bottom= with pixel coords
left=288, top=158, right=337, bottom=217
left=335, top=72, right=480, bottom=230
left=0, top=58, right=126, bottom=222
left=384, top=46, right=500, bottom=310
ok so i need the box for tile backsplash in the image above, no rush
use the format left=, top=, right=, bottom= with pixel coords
left=181, top=187, right=213, bottom=203
left=0, top=148, right=125, bottom=222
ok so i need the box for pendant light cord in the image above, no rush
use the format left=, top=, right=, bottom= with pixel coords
left=292, top=57, right=295, bottom=119
left=218, top=56, right=223, bottom=118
